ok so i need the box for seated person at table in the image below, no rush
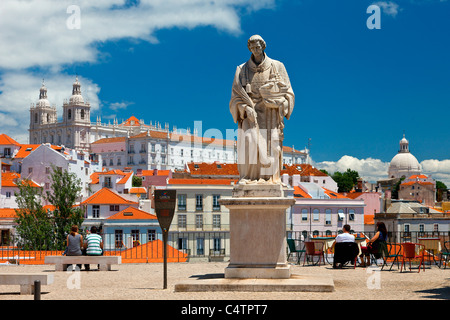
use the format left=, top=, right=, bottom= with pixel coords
left=360, top=222, right=388, bottom=267
left=332, top=225, right=358, bottom=269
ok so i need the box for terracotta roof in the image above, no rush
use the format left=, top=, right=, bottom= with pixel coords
left=168, top=178, right=237, bottom=185
left=91, top=136, right=126, bottom=145
left=107, top=206, right=157, bottom=220
left=81, top=188, right=138, bottom=205
left=117, top=172, right=133, bottom=184
left=281, top=164, right=328, bottom=177
left=283, top=146, right=307, bottom=154
left=129, top=187, right=147, bottom=194
left=130, top=130, right=168, bottom=140
left=1, top=172, right=40, bottom=188
left=120, top=116, right=141, bottom=127
left=323, top=188, right=349, bottom=199
left=0, top=208, right=17, bottom=218
left=293, top=186, right=312, bottom=198
left=188, top=162, right=239, bottom=176
left=401, top=181, right=434, bottom=186
left=408, top=174, right=428, bottom=180
left=364, top=214, right=375, bottom=225
left=90, top=172, right=100, bottom=184
left=0, top=134, right=20, bottom=146
left=14, top=144, right=62, bottom=159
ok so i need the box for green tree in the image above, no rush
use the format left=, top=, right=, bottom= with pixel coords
left=132, top=175, right=143, bottom=187
left=436, top=180, right=447, bottom=202
left=14, top=180, right=54, bottom=250
left=45, top=166, right=84, bottom=250
left=331, top=169, right=360, bottom=193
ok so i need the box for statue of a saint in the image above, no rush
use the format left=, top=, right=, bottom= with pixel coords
left=230, top=35, right=295, bottom=184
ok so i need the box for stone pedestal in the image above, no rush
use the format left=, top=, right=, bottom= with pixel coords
left=219, top=184, right=295, bottom=279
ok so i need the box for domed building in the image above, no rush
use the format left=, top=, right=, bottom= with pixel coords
left=388, top=134, right=421, bottom=179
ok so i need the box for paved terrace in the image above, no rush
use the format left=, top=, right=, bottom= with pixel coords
left=0, top=262, right=449, bottom=300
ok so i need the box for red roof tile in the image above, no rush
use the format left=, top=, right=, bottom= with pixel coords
left=0, top=134, right=20, bottom=146
left=168, top=178, right=237, bottom=185
left=107, top=206, right=156, bottom=220
left=81, top=188, right=138, bottom=205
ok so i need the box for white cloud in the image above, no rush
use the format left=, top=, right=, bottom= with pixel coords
left=373, top=1, right=400, bottom=17
left=315, top=155, right=450, bottom=186
left=0, top=0, right=274, bottom=70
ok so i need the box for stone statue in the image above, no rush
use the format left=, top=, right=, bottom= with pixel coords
left=230, top=35, right=295, bottom=184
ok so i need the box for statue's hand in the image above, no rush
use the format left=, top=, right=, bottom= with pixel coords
left=264, top=97, right=286, bottom=109
left=245, top=106, right=257, bottom=123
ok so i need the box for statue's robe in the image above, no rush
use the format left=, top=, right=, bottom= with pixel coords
left=230, top=54, right=294, bottom=183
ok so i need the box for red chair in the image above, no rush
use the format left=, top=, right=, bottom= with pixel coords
left=401, top=242, right=425, bottom=273
left=303, top=241, right=324, bottom=266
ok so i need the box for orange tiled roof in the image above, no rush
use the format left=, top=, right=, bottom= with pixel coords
left=0, top=134, right=20, bottom=146
left=91, top=136, right=126, bottom=145
left=408, top=174, right=428, bottom=180
left=293, top=186, right=312, bottom=198
left=129, top=187, right=147, bottom=194
left=168, top=178, right=237, bottom=185
left=117, top=172, right=133, bottom=184
left=323, top=188, right=349, bottom=199
left=1, top=172, right=40, bottom=188
left=364, top=214, right=375, bottom=225
left=14, top=144, right=62, bottom=159
left=281, top=164, right=328, bottom=177
left=0, top=208, right=17, bottom=218
left=81, top=188, right=138, bottom=205
left=401, top=181, right=434, bottom=186
left=107, top=206, right=157, bottom=220
left=188, top=162, right=239, bottom=176
left=120, top=116, right=141, bottom=127
left=283, top=146, right=307, bottom=154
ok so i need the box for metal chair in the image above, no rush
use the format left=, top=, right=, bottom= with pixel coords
left=303, top=241, right=324, bottom=266
left=287, top=239, right=305, bottom=265
left=381, top=243, right=402, bottom=271
left=333, top=242, right=359, bottom=269
left=439, top=241, right=450, bottom=269
left=401, top=242, right=425, bottom=273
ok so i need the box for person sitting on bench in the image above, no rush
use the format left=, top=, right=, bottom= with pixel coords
left=83, top=226, right=103, bottom=271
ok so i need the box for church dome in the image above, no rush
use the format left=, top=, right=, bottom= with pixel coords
left=37, top=80, right=51, bottom=107
left=69, top=76, right=85, bottom=104
left=388, top=134, right=421, bottom=179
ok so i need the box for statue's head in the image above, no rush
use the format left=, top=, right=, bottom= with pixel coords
left=247, top=35, right=266, bottom=55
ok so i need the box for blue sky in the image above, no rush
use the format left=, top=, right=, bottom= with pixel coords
left=0, top=0, right=449, bottom=183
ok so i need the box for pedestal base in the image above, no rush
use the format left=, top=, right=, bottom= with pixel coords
left=225, top=264, right=291, bottom=279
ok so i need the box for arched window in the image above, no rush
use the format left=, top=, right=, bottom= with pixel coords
left=313, top=209, right=319, bottom=221
left=68, top=109, right=72, bottom=120
left=81, top=109, right=85, bottom=119
left=34, top=113, right=38, bottom=123
left=46, top=113, right=50, bottom=123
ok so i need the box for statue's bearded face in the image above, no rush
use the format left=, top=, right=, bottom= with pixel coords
left=249, top=41, right=264, bottom=60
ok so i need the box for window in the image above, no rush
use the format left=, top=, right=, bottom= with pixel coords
left=196, top=194, right=203, bottom=211
left=80, top=109, right=85, bottom=119
left=325, top=209, right=332, bottom=225
left=178, top=237, right=187, bottom=250
left=301, top=209, right=308, bottom=221
left=104, top=177, right=112, bottom=188
left=177, top=194, right=186, bottom=211
left=213, top=238, right=221, bottom=252
left=45, top=183, right=50, bottom=189
left=419, top=224, right=424, bottom=233
left=313, top=209, right=319, bottom=221
left=28, top=167, right=33, bottom=174
left=404, top=224, right=410, bottom=233
left=212, top=195, right=220, bottom=211
left=148, top=229, right=156, bottom=241
left=117, top=158, right=121, bottom=166
left=115, top=230, right=123, bottom=248
left=349, top=209, right=355, bottom=221
left=5, top=192, right=11, bottom=199
left=92, top=205, right=100, bottom=218
left=213, top=214, right=221, bottom=228
left=434, top=224, right=439, bottom=232
left=178, top=214, right=187, bottom=228
left=68, top=109, right=72, bottom=120
left=196, top=238, right=205, bottom=255
left=180, top=149, right=184, bottom=156
left=45, top=167, right=50, bottom=174
left=151, top=144, right=155, bottom=153
left=131, top=230, right=139, bottom=241
left=109, top=205, right=119, bottom=211
left=195, top=214, right=203, bottom=229
left=338, top=209, right=344, bottom=221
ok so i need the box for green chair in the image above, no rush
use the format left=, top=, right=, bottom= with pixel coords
left=287, top=239, right=305, bottom=264
left=381, top=243, right=402, bottom=271
left=439, top=241, right=450, bottom=269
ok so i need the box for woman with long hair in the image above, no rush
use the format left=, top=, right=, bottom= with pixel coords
left=360, top=222, right=388, bottom=267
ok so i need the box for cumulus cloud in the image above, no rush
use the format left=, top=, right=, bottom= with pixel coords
left=0, top=0, right=274, bottom=142
left=0, top=0, right=274, bottom=70
left=315, top=155, right=450, bottom=186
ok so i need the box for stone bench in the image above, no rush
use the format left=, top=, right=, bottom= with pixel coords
left=0, top=273, right=54, bottom=295
left=45, top=255, right=121, bottom=271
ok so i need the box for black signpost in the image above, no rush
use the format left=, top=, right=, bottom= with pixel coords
left=154, top=189, right=176, bottom=289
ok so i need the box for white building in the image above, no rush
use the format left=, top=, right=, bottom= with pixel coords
left=21, top=144, right=102, bottom=199
left=388, top=134, right=422, bottom=179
